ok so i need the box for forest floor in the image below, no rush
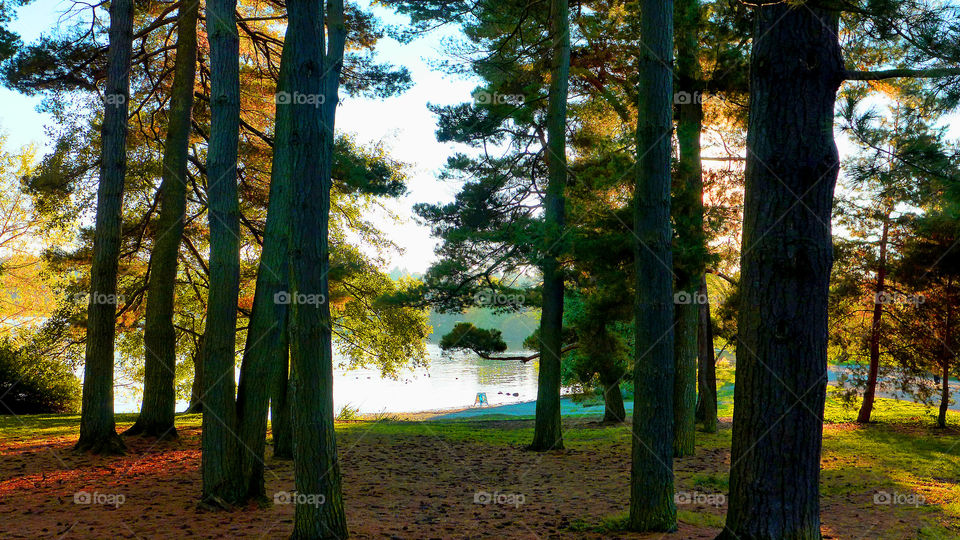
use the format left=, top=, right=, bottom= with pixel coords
left=1, top=397, right=959, bottom=539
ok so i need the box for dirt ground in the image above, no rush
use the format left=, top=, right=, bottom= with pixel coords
left=0, top=418, right=952, bottom=539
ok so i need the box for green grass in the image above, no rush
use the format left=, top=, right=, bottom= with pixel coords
left=3, top=388, right=958, bottom=537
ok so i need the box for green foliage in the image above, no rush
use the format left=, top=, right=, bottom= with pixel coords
left=438, top=322, right=507, bottom=356
left=0, top=339, right=79, bottom=414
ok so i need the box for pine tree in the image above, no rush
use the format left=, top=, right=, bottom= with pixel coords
left=125, top=0, right=200, bottom=440
left=628, top=0, right=677, bottom=531
left=74, top=0, right=134, bottom=456
left=200, top=0, right=243, bottom=505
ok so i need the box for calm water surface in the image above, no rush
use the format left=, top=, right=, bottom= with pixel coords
left=116, top=344, right=542, bottom=414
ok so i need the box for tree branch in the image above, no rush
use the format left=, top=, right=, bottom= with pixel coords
left=844, top=67, right=960, bottom=81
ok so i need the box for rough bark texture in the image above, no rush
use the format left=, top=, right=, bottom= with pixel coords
left=695, top=275, right=717, bottom=433
left=719, top=4, right=843, bottom=540
left=235, top=38, right=295, bottom=500
left=126, top=0, right=200, bottom=440
left=287, top=0, right=349, bottom=536
left=529, top=0, right=570, bottom=452
left=857, top=217, right=889, bottom=424
left=628, top=0, right=676, bottom=532
left=75, top=0, right=134, bottom=456
left=671, top=0, right=703, bottom=459
left=200, top=0, right=243, bottom=505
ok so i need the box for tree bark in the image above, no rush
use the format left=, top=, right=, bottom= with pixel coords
left=938, top=305, right=953, bottom=429
left=75, top=0, right=134, bottom=456
left=287, top=0, right=349, bottom=536
left=200, top=0, right=243, bottom=505
left=695, top=275, right=717, bottom=433
left=857, top=215, right=889, bottom=423
left=126, top=0, right=200, bottom=440
left=628, top=0, right=676, bottom=532
left=235, top=33, right=295, bottom=500
left=529, top=0, right=570, bottom=452
left=602, top=377, right=626, bottom=424
left=719, top=4, right=843, bottom=540
left=671, top=0, right=704, bottom=458
left=938, top=362, right=950, bottom=429
left=270, top=348, right=293, bottom=459
left=185, top=333, right=204, bottom=414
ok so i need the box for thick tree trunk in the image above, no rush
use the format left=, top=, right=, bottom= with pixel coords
left=857, top=216, right=889, bottom=423
left=126, top=0, right=199, bottom=440
left=287, top=0, right=349, bottom=536
left=719, top=5, right=843, bottom=540
left=695, top=275, right=717, bottom=433
left=75, top=0, right=134, bottom=456
left=628, top=0, right=676, bottom=532
left=671, top=0, right=704, bottom=459
left=235, top=36, right=295, bottom=500
left=200, top=0, right=243, bottom=505
left=529, top=0, right=570, bottom=453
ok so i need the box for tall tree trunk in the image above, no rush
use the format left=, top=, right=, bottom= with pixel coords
left=671, top=0, right=704, bottom=458
left=628, top=0, right=676, bottom=532
left=200, top=0, right=242, bottom=505
left=857, top=215, right=890, bottom=423
left=695, top=275, right=717, bottom=432
left=75, top=0, right=134, bottom=456
left=529, top=0, right=570, bottom=452
left=126, top=0, right=200, bottom=440
left=720, top=5, right=843, bottom=539
left=288, top=0, right=349, bottom=536
left=235, top=37, right=295, bottom=500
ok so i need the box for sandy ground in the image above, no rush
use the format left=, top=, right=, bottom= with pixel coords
left=0, top=418, right=951, bottom=539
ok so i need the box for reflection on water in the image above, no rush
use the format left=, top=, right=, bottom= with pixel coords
left=334, top=344, right=540, bottom=413
left=117, top=344, right=541, bottom=414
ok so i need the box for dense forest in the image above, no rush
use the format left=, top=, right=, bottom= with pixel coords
left=1, top=0, right=959, bottom=538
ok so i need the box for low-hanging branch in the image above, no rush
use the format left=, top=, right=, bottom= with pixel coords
left=844, top=66, right=960, bottom=81
left=474, top=343, right=579, bottom=363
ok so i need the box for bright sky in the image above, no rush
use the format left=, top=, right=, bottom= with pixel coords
left=0, top=0, right=477, bottom=274
left=3, top=2, right=957, bottom=275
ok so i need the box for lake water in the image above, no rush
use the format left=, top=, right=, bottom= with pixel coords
left=116, top=344, right=543, bottom=414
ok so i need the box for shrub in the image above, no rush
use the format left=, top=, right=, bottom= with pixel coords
left=0, top=340, right=80, bottom=414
